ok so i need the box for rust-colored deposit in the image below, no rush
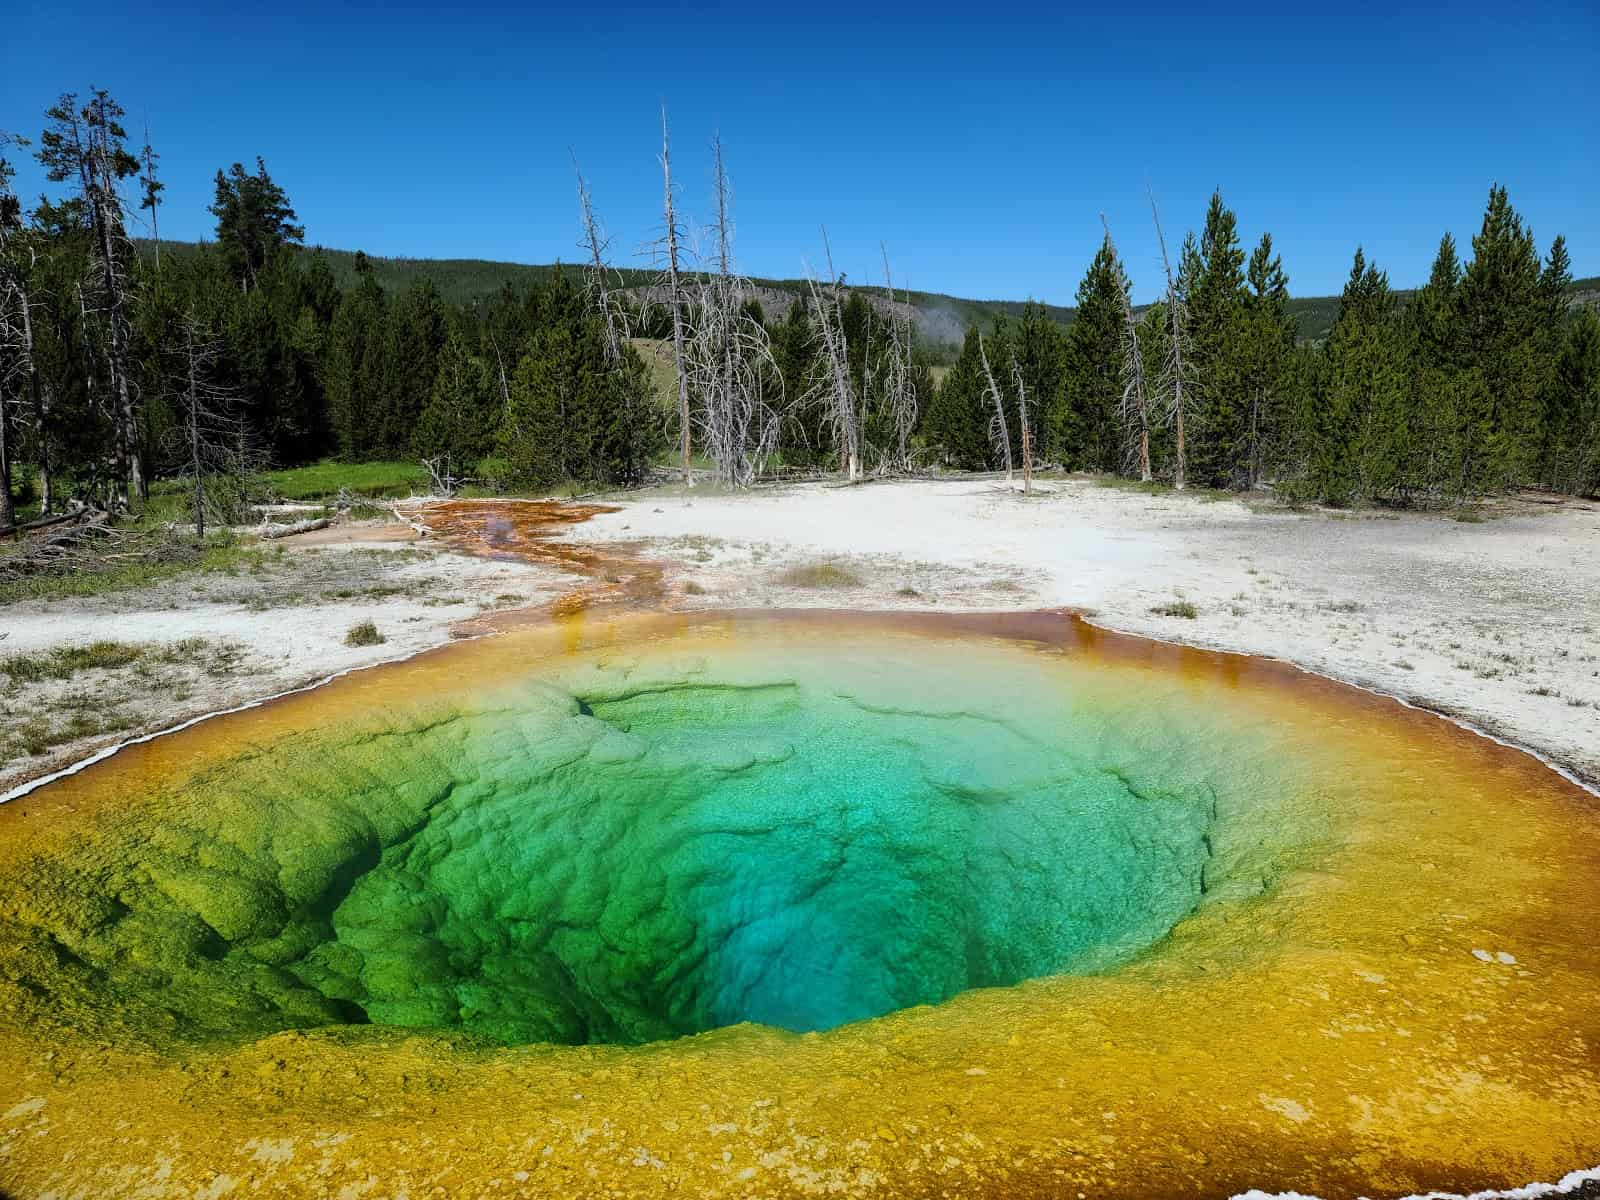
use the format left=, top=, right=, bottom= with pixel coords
left=403, top=498, right=665, bottom=618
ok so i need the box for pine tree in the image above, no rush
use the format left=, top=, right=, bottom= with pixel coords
left=1536, top=234, right=1575, bottom=485
left=209, top=158, right=304, bottom=291
left=1312, top=250, right=1412, bottom=504
left=1456, top=185, right=1545, bottom=489
left=1413, top=234, right=1462, bottom=371
left=1060, top=248, right=1122, bottom=470
left=1238, top=233, right=1294, bottom=488
left=498, top=304, right=658, bottom=488
left=1547, top=307, right=1600, bottom=495
left=324, top=254, right=386, bottom=460
left=38, top=89, right=143, bottom=504
left=922, top=328, right=993, bottom=469
left=772, top=299, right=825, bottom=466
left=1185, top=191, right=1249, bottom=488
left=414, top=323, right=495, bottom=469
left=377, top=277, right=445, bottom=456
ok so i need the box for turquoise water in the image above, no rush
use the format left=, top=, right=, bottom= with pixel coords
left=331, top=675, right=1219, bottom=1043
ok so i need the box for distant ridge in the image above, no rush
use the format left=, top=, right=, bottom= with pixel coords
left=138, top=239, right=1596, bottom=347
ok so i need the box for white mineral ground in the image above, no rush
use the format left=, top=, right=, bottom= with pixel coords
left=2, top=477, right=1596, bottom=799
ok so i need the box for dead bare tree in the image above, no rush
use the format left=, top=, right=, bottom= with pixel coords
left=572, top=153, right=626, bottom=362
left=877, top=245, right=917, bottom=473
left=1101, top=215, right=1153, bottom=482
left=683, top=136, right=782, bottom=486
left=0, top=306, right=11, bottom=530
left=1149, top=186, right=1189, bottom=491
left=165, top=314, right=261, bottom=539
left=651, top=107, right=694, bottom=484
left=485, top=328, right=511, bottom=415
left=804, top=229, right=862, bottom=481
left=422, top=455, right=463, bottom=497
left=0, top=141, right=19, bottom=529
left=14, top=245, right=48, bottom=513
left=978, top=333, right=1014, bottom=485
left=1011, top=353, right=1033, bottom=495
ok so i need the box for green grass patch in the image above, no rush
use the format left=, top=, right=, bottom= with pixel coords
left=776, top=562, right=863, bottom=589
left=0, top=637, right=237, bottom=695
left=1149, top=599, right=1200, bottom=619
left=0, top=531, right=265, bottom=606
left=344, top=620, right=386, bottom=647
left=1095, top=477, right=1236, bottom=503
left=1, top=640, right=146, bottom=684
left=263, top=460, right=429, bottom=501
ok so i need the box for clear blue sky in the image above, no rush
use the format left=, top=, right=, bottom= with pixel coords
left=3, top=0, right=1595, bottom=304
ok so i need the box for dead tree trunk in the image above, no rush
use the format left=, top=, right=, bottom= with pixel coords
left=978, top=333, right=1013, bottom=484
left=1011, top=354, right=1032, bottom=495
left=1149, top=188, right=1188, bottom=491
left=685, top=136, right=782, bottom=486
left=487, top=330, right=511, bottom=415
left=1101, top=216, right=1152, bottom=482
left=168, top=312, right=257, bottom=537
left=187, top=322, right=202, bottom=538
left=879, top=245, right=916, bottom=473
left=574, top=154, right=625, bottom=362
left=807, top=230, right=861, bottom=482
left=19, top=267, right=50, bottom=512
left=0, top=356, right=12, bottom=530
left=658, top=109, right=693, bottom=485
left=0, top=263, right=17, bottom=530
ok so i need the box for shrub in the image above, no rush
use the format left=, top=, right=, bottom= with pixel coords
left=344, top=620, right=385, bottom=647
left=776, top=562, right=862, bottom=589
left=1149, top=599, right=1199, bottom=619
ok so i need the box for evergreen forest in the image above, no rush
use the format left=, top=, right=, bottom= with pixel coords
left=2, top=87, right=1597, bottom=535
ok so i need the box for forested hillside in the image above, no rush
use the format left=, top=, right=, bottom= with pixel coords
left=2, top=86, right=1598, bottom=536
left=140, top=239, right=1600, bottom=347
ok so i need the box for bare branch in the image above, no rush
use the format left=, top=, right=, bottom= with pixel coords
left=683, top=136, right=784, bottom=487
left=804, top=228, right=861, bottom=481
left=572, top=152, right=627, bottom=361
left=1011, top=352, right=1032, bottom=495
left=1149, top=185, right=1189, bottom=490
left=654, top=106, right=693, bottom=483
left=978, top=333, right=1013, bottom=484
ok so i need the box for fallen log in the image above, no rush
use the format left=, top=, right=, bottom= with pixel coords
left=251, top=503, right=330, bottom=518
left=0, top=511, right=116, bottom=581
left=0, top=510, right=79, bottom=538
left=259, top=517, right=330, bottom=540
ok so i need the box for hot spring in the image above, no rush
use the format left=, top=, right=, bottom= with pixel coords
left=0, top=611, right=1596, bottom=1199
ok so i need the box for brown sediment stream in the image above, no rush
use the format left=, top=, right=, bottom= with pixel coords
left=402, top=497, right=667, bottom=619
